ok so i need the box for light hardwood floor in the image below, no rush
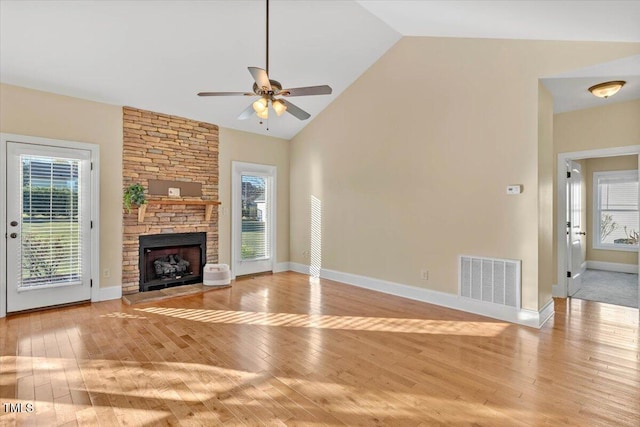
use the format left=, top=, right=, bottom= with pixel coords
left=1, top=271, right=639, bottom=426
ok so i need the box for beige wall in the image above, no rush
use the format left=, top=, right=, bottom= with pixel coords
left=554, top=99, right=640, bottom=154
left=538, top=83, right=554, bottom=308
left=585, top=155, right=638, bottom=265
left=218, top=127, right=290, bottom=267
left=290, top=36, right=640, bottom=311
left=1, top=83, right=124, bottom=288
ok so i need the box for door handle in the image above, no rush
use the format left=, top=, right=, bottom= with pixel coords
left=10, top=233, right=18, bottom=239
left=10, top=221, right=18, bottom=227
left=577, top=231, right=586, bottom=235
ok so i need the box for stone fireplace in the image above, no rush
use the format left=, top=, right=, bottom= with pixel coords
left=139, top=232, right=206, bottom=292
left=122, top=106, right=219, bottom=294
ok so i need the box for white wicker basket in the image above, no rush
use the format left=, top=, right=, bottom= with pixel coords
left=203, top=264, right=230, bottom=286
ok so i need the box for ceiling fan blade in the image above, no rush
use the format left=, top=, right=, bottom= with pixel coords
left=248, top=67, right=272, bottom=91
left=281, top=85, right=332, bottom=97
left=281, top=99, right=311, bottom=121
left=198, top=92, right=254, bottom=96
left=237, top=103, right=256, bottom=120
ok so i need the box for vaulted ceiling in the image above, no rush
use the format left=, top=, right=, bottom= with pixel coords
left=1, top=1, right=639, bottom=139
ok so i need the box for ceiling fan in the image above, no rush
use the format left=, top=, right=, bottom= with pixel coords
left=197, top=0, right=332, bottom=122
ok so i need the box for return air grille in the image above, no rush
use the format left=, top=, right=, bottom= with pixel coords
left=459, top=256, right=521, bottom=309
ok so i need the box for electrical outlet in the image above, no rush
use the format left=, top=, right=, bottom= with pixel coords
left=420, top=269, right=429, bottom=280
left=302, top=250, right=310, bottom=259
left=103, top=268, right=110, bottom=278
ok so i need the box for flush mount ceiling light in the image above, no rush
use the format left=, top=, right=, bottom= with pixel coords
left=588, top=80, right=626, bottom=99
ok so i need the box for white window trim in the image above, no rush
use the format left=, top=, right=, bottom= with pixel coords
left=1, top=133, right=100, bottom=318
left=592, top=169, right=639, bottom=253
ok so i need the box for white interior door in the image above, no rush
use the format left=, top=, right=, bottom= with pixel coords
left=567, top=160, right=586, bottom=296
left=232, top=162, right=276, bottom=277
left=6, top=142, right=92, bottom=312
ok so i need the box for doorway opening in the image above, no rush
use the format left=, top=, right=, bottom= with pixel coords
left=556, top=146, right=640, bottom=309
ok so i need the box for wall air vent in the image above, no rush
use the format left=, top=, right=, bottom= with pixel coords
left=459, top=256, right=521, bottom=309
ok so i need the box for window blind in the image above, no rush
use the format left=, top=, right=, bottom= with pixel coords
left=240, top=175, right=270, bottom=260
left=19, top=155, right=83, bottom=288
left=596, top=170, right=639, bottom=247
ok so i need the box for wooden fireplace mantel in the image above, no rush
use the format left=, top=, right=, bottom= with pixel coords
left=137, top=199, right=221, bottom=223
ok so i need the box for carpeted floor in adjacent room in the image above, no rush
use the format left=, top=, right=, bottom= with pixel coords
left=573, top=269, right=639, bottom=308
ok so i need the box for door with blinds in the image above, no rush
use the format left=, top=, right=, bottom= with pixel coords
left=6, top=142, right=92, bottom=312
left=232, top=162, right=275, bottom=277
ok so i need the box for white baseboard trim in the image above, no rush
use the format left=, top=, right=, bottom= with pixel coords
left=289, top=262, right=310, bottom=275
left=586, top=261, right=638, bottom=274
left=274, top=262, right=291, bottom=273
left=287, top=263, right=553, bottom=329
left=537, top=299, right=555, bottom=328
left=99, top=286, right=122, bottom=301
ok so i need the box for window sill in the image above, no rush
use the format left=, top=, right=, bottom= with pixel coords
left=592, top=244, right=639, bottom=253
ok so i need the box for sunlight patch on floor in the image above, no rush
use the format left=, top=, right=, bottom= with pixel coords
left=135, top=307, right=509, bottom=336
left=2, top=355, right=530, bottom=425
left=310, top=195, right=322, bottom=278
left=100, top=312, right=147, bottom=319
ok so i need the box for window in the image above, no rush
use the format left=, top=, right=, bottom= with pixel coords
left=594, top=170, right=639, bottom=251
left=20, top=155, right=83, bottom=287
left=240, top=174, right=270, bottom=260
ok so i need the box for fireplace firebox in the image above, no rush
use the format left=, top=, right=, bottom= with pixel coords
left=139, top=232, right=206, bottom=292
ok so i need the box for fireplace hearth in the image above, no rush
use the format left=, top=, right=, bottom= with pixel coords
left=139, top=232, right=206, bottom=292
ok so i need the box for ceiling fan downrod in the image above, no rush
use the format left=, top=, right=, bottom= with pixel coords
left=265, top=0, right=269, bottom=76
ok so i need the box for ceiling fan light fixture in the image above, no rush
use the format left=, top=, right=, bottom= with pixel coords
left=272, top=99, right=287, bottom=116
left=252, top=97, right=268, bottom=113
left=257, top=108, right=268, bottom=119
left=588, top=80, right=626, bottom=99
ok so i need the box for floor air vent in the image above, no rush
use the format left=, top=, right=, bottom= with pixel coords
left=459, top=256, right=521, bottom=309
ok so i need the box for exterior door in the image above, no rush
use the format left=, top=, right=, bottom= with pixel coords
left=232, top=162, right=276, bottom=277
left=6, top=142, right=92, bottom=312
left=567, top=160, right=586, bottom=296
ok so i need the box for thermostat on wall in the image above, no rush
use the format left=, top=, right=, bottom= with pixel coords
left=168, top=187, right=181, bottom=197
left=506, top=185, right=522, bottom=195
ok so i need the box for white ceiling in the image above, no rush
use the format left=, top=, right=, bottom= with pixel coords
left=357, top=1, right=640, bottom=42
left=541, top=55, right=640, bottom=113
left=0, top=1, right=400, bottom=139
left=1, top=1, right=639, bottom=139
